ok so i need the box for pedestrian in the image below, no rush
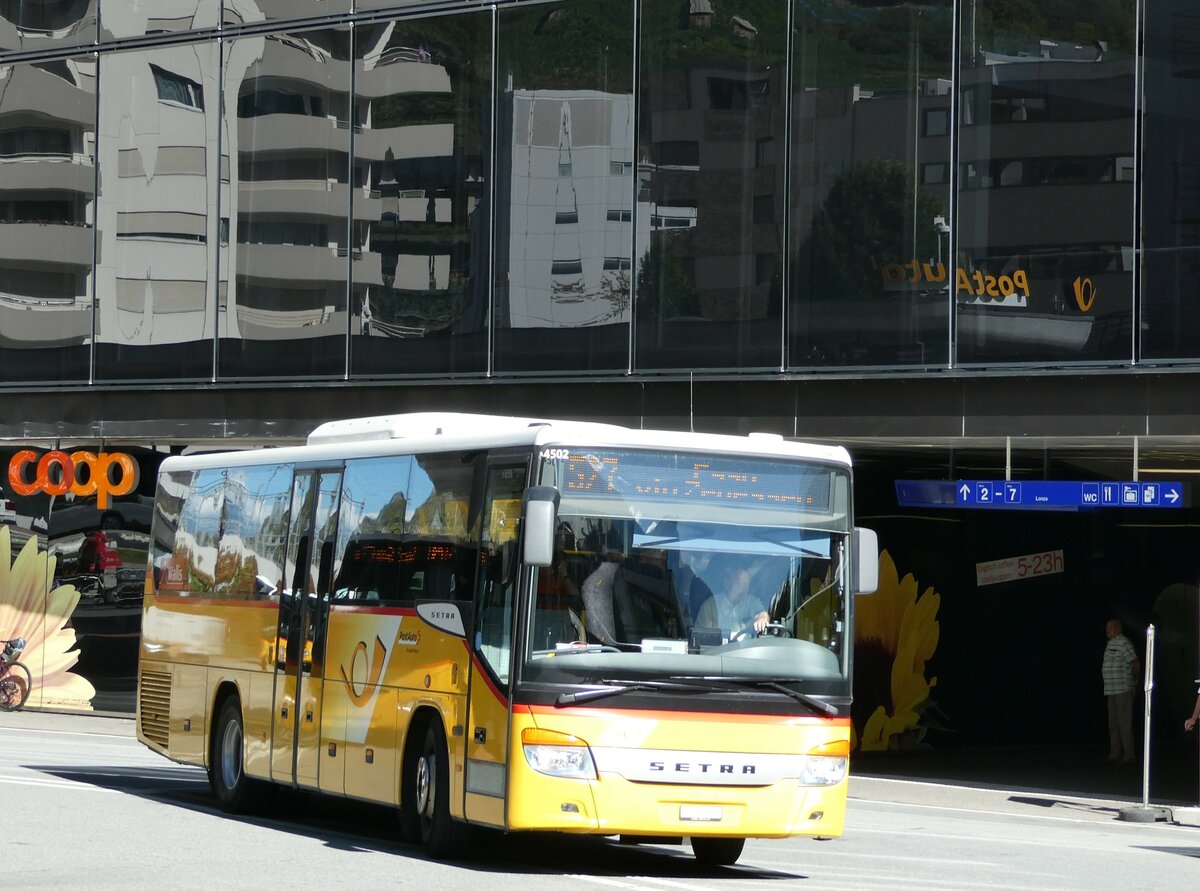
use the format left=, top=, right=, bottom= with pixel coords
left=1184, top=687, right=1200, bottom=732
left=1102, top=619, right=1141, bottom=764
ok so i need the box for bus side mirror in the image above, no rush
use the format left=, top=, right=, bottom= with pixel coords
left=522, top=486, right=560, bottom=568
left=854, top=527, right=878, bottom=594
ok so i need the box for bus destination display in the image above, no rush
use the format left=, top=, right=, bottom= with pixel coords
left=557, top=450, right=832, bottom=512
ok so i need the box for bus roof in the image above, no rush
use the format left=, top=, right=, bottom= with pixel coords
left=158, top=413, right=852, bottom=472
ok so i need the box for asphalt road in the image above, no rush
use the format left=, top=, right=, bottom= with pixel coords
left=2, top=710, right=1199, bottom=889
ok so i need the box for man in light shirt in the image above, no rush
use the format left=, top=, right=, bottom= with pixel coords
left=1102, top=619, right=1141, bottom=764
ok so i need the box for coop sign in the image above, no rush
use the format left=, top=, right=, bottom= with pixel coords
left=7, top=449, right=140, bottom=509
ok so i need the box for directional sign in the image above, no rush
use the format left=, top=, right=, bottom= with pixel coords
left=896, top=480, right=1185, bottom=510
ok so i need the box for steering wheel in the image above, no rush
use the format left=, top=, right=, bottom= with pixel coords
left=760, top=623, right=793, bottom=639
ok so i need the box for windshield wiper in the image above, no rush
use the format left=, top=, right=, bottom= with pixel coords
left=555, top=678, right=723, bottom=707
left=696, top=677, right=839, bottom=716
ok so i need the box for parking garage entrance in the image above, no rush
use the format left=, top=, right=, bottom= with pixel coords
left=846, top=439, right=1200, bottom=801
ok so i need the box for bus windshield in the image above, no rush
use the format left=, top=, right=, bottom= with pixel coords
left=523, top=448, right=852, bottom=688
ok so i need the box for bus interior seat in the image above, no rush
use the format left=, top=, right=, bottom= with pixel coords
left=612, top=560, right=683, bottom=641
left=581, top=561, right=619, bottom=644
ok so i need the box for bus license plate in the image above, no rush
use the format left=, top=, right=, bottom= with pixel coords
left=679, top=805, right=723, bottom=822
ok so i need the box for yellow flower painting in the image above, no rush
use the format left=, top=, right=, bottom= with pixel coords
left=853, top=549, right=940, bottom=751
left=0, top=526, right=95, bottom=710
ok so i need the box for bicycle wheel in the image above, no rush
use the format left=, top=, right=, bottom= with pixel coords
left=0, top=662, right=32, bottom=711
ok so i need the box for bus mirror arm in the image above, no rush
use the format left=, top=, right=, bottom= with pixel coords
left=853, top=527, right=878, bottom=595
left=522, top=485, right=560, bottom=568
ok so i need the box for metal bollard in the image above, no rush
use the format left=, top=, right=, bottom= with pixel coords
left=1118, top=624, right=1171, bottom=822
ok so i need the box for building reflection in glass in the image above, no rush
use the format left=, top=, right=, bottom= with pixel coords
left=1140, top=1, right=1199, bottom=361
left=0, top=0, right=96, bottom=51
left=789, top=0, right=952, bottom=369
left=95, top=43, right=221, bottom=380
left=0, top=57, right=96, bottom=382
left=351, top=13, right=491, bottom=376
left=492, top=1, right=635, bottom=373
left=100, top=0, right=217, bottom=40
left=956, top=2, right=1135, bottom=364
left=635, top=0, right=787, bottom=371
left=219, top=28, right=352, bottom=378
left=224, top=0, right=349, bottom=29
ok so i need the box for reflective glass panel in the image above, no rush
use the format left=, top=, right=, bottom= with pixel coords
left=0, top=0, right=96, bottom=51
left=100, top=0, right=217, bottom=39
left=219, top=28, right=352, bottom=378
left=95, top=43, right=221, bottom=381
left=492, top=0, right=635, bottom=373
left=0, top=58, right=96, bottom=383
left=1142, top=2, right=1200, bottom=360
left=635, top=0, right=788, bottom=370
left=350, top=13, right=491, bottom=375
left=956, top=2, right=1135, bottom=364
left=223, top=0, right=348, bottom=28
left=789, top=1, right=952, bottom=368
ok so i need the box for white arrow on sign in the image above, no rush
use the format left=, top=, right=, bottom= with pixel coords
left=1166, top=488, right=1181, bottom=503
left=959, top=483, right=971, bottom=499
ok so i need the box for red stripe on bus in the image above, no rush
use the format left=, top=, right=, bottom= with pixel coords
left=469, top=648, right=509, bottom=707
left=524, top=704, right=851, bottom=725
left=152, top=595, right=277, bottom=608
left=329, top=605, right=417, bottom=616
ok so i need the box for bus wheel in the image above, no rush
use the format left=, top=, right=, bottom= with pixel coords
left=690, top=836, right=745, bottom=866
left=403, top=719, right=467, bottom=857
left=209, top=697, right=270, bottom=814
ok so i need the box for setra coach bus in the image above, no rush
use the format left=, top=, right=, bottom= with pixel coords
left=136, top=413, right=877, bottom=864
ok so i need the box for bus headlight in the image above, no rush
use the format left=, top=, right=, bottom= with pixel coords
left=798, top=755, right=848, bottom=786
left=798, top=739, right=849, bottom=785
left=521, top=728, right=597, bottom=780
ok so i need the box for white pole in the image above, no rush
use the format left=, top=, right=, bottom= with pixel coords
left=1142, top=624, right=1155, bottom=809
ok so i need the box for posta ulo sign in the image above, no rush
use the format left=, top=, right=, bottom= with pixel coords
left=8, top=450, right=140, bottom=510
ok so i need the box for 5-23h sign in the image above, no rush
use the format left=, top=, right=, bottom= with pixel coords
left=8, top=450, right=140, bottom=510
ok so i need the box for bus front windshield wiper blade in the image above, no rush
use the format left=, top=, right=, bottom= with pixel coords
left=555, top=678, right=723, bottom=707
left=696, top=676, right=839, bottom=716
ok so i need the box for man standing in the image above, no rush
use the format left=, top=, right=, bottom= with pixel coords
left=1102, top=619, right=1141, bottom=764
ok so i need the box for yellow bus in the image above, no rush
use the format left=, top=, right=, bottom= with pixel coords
left=137, top=412, right=877, bottom=865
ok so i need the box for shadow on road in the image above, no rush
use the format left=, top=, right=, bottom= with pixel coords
left=1006, top=795, right=1124, bottom=818
left=30, top=762, right=805, bottom=881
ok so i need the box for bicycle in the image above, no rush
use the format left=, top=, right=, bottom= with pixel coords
left=0, top=637, right=30, bottom=711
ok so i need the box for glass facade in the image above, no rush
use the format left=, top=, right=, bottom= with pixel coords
left=0, top=55, right=95, bottom=383
left=0, top=0, right=1189, bottom=378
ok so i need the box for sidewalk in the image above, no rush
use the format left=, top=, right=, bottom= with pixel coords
left=851, top=742, right=1200, bottom=827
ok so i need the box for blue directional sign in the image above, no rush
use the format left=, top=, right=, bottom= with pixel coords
left=896, top=480, right=1185, bottom=511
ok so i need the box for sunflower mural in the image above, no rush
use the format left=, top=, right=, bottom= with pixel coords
left=0, top=526, right=95, bottom=710
left=853, top=549, right=941, bottom=751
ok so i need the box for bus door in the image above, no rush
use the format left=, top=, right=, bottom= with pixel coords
left=464, top=458, right=529, bottom=827
left=272, top=467, right=342, bottom=789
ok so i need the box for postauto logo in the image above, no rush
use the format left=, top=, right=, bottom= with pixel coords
left=7, top=450, right=140, bottom=509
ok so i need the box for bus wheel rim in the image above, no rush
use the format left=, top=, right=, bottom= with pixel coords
left=221, top=719, right=242, bottom=790
left=416, top=752, right=433, bottom=818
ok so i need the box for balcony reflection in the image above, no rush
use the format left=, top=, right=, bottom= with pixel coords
left=220, top=28, right=352, bottom=378
left=0, top=58, right=96, bottom=382
left=95, top=43, right=221, bottom=380
left=351, top=14, right=490, bottom=375
left=0, top=0, right=95, bottom=51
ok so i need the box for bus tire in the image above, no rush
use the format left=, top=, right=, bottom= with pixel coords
left=402, top=718, right=468, bottom=858
left=209, top=696, right=271, bottom=814
left=690, top=836, right=745, bottom=866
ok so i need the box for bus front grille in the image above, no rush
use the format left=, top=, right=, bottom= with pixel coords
left=139, top=669, right=171, bottom=748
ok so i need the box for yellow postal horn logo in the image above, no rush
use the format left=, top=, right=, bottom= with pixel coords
left=1073, top=276, right=1097, bottom=312
left=341, top=636, right=387, bottom=707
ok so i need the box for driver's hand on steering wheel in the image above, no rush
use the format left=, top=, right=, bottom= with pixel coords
left=752, top=610, right=770, bottom=634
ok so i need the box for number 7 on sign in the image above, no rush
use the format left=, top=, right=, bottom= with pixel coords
left=1005, top=482, right=1021, bottom=503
